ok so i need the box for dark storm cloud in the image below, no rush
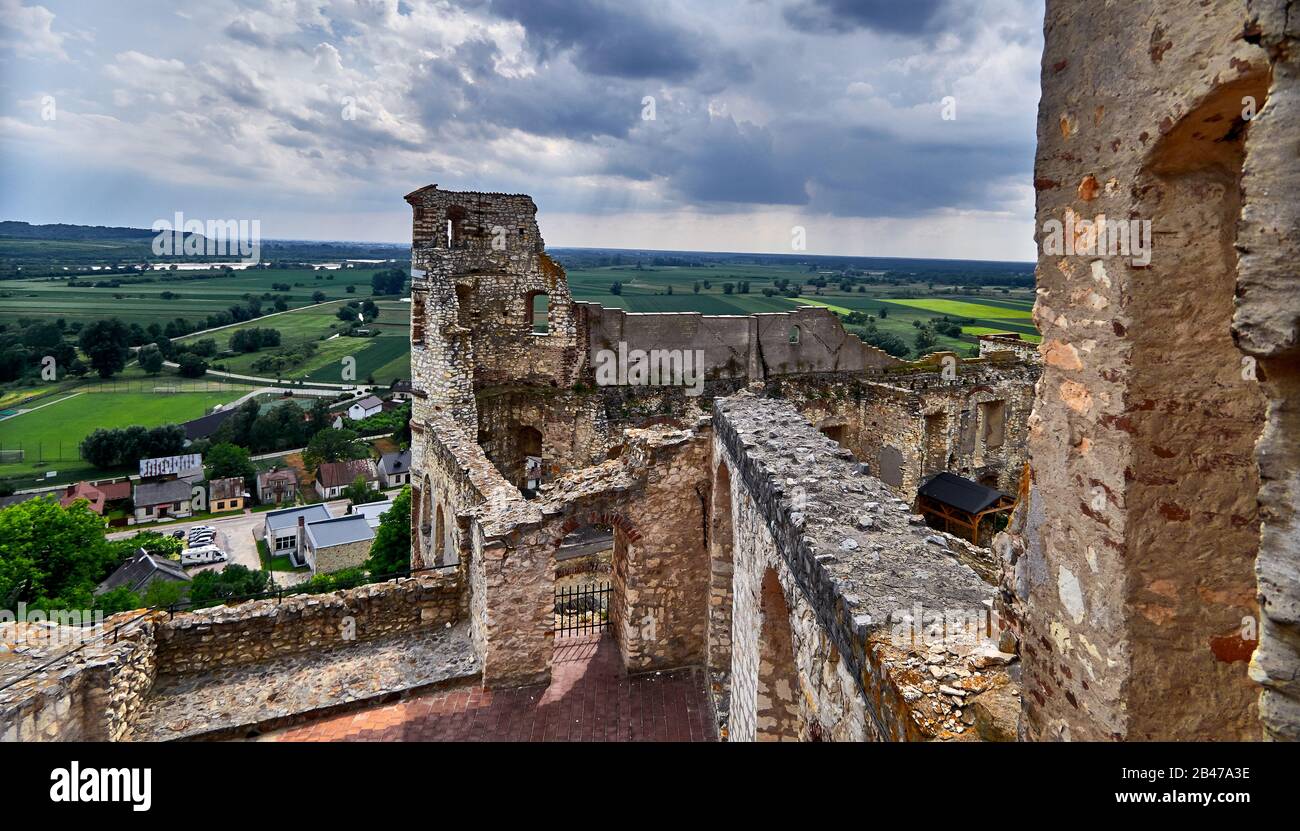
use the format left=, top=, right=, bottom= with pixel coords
left=783, top=0, right=946, bottom=36
left=412, top=37, right=641, bottom=142
left=485, top=0, right=706, bottom=80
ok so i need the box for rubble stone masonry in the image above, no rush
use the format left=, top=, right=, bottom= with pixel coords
left=1003, top=0, right=1297, bottom=741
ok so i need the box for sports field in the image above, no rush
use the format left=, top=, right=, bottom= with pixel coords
left=0, top=388, right=243, bottom=486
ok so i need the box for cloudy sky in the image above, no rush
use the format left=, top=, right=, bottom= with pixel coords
left=0, top=0, right=1044, bottom=259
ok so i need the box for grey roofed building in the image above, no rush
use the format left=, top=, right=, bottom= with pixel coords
left=378, top=450, right=410, bottom=475
left=264, top=503, right=332, bottom=532
left=133, top=478, right=192, bottom=507
left=95, top=548, right=191, bottom=596
left=304, top=514, right=374, bottom=549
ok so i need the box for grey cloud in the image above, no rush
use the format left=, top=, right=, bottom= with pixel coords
left=485, top=0, right=707, bottom=80
left=224, top=19, right=273, bottom=48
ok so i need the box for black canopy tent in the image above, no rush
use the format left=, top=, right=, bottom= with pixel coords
left=914, top=472, right=1016, bottom=545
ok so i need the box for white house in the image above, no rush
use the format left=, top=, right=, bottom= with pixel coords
left=377, top=450, right=411, bottom=487
left=347, top=395, right=383, bottom=421
left=263, top=504, right=332, bottom=568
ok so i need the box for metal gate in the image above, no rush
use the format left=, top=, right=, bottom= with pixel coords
left=554, top=582, right=611, bottom=637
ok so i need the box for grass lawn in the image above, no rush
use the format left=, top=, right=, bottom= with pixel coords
left=0, top=388, right=239, bottom=487
left=258, top=538, right=310, bottom=572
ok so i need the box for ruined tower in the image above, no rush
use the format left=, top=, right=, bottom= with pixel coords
left=999, top=0, right=1299, bottom=741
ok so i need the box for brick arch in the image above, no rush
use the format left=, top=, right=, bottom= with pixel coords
left=552, top=510, right=641, bottom=547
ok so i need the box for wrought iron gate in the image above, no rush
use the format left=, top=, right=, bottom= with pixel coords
left=554, top=582, right=611, bottom=636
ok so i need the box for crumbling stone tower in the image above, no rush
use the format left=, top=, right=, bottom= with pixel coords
left=405, top=185, right=580, bottom=427
left=1001, top=0, right=1298, bottom=741
left=405, top=185, right=583, bottom=566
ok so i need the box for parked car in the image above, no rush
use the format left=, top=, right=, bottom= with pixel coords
left=171, top=529, right=186, bottom=539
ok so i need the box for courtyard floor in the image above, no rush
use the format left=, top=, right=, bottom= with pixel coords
left=259, top=634, right=717, bottom=742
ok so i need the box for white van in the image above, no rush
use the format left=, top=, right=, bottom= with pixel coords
left=181, top=545, right=228, bottom=567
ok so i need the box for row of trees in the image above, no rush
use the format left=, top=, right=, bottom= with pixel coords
left=229, top=327, right=282, bottom=353
left=80, top=424, right=186, bottom=469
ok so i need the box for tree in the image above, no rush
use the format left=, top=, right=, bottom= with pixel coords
left=311, top=290, right=326, bottom=303
left=138, top=344, right=164, bottom=375
left=610, top=281, right=622, bottom=295
left=914, top=327, right=939, bottom=354
left=365, top=486, right=411, bottom=576
left=0, top=497, right=116, bottom=610
left=206, top=442, right=256, bottom=485
left=370, top=268, right=406, bottom=296
left=177, top=352, right=208, bottom=378
left=78, top=319, right=131, bottom=378
left=303, top=427, right=362, bottom=470
left=342, top=474, right=381, bottom=506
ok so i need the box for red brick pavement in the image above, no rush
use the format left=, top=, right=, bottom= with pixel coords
left=262, top=634, right=717, bottom=742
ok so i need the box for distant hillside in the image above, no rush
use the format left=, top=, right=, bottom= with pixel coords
left=0, top=221, right=154, bottom=241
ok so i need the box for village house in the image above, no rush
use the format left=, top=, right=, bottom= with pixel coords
left=377, top=450, right=411, bottom=488
left=301, top=513, right=374, bottom=573
left=347, top=395, right=383, bottom=421
left=262, top=504, right=332, bottom=568
left=95, top=548, right=190, bottom=597
left=256, top=468, right=298, bottom=505
left=131, top=480, right=192, bottom=524
left=348, top=498, right=393, bottom=529
left=315, top=458, right=379, bottom=499
left=208, top=477, right=247, bottom=513
left=59, top=480, right=131, bottom=516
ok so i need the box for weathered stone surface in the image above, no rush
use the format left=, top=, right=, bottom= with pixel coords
left=129, top=624, right=476, bottom=741
left=997, top=0, right=1295, bottom=742
left=969, top=683, right=1021, bottom=743
left=716, top=395, right=1013, bottom=742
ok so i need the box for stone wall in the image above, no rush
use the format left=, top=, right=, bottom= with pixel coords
left=1, top=573, right=467, bottom=742
left=581, top=303, right=900, bottom=382
left=1236, top=0, right=1300, bottom=743
left=714, top=395, right=1015, bottom=742
left=1008, top=0, right=1284, bottom=741
left=0, top=618, right=157, bottom=742
left=313, top=539, right=372, bottom=575
left=154, top=573, right=465, bottom=676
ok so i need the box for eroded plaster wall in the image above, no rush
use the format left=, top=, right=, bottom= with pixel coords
left=1017, top=0, right=1272, bottom=740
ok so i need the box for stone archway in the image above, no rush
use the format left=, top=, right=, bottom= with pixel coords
left=708, top=461, right=735, bottom=679
left=756, top=567, right=802, bottom=741
left=417, top=478, right=434, bottom=567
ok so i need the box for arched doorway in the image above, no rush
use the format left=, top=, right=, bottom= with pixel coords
left=709, top=461, right=735, bottom=678
left=756, top=567, right=802, bottom=741
left=418, top=480, right=434, bottom=566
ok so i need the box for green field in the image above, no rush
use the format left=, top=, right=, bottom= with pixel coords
left=0, top=266, right=396, bottom=326
left=168, top=265, right=1038, bottom=384
left=182, top=298, right=412, bottom=383
left=0, top=389, right=243, bottom=486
